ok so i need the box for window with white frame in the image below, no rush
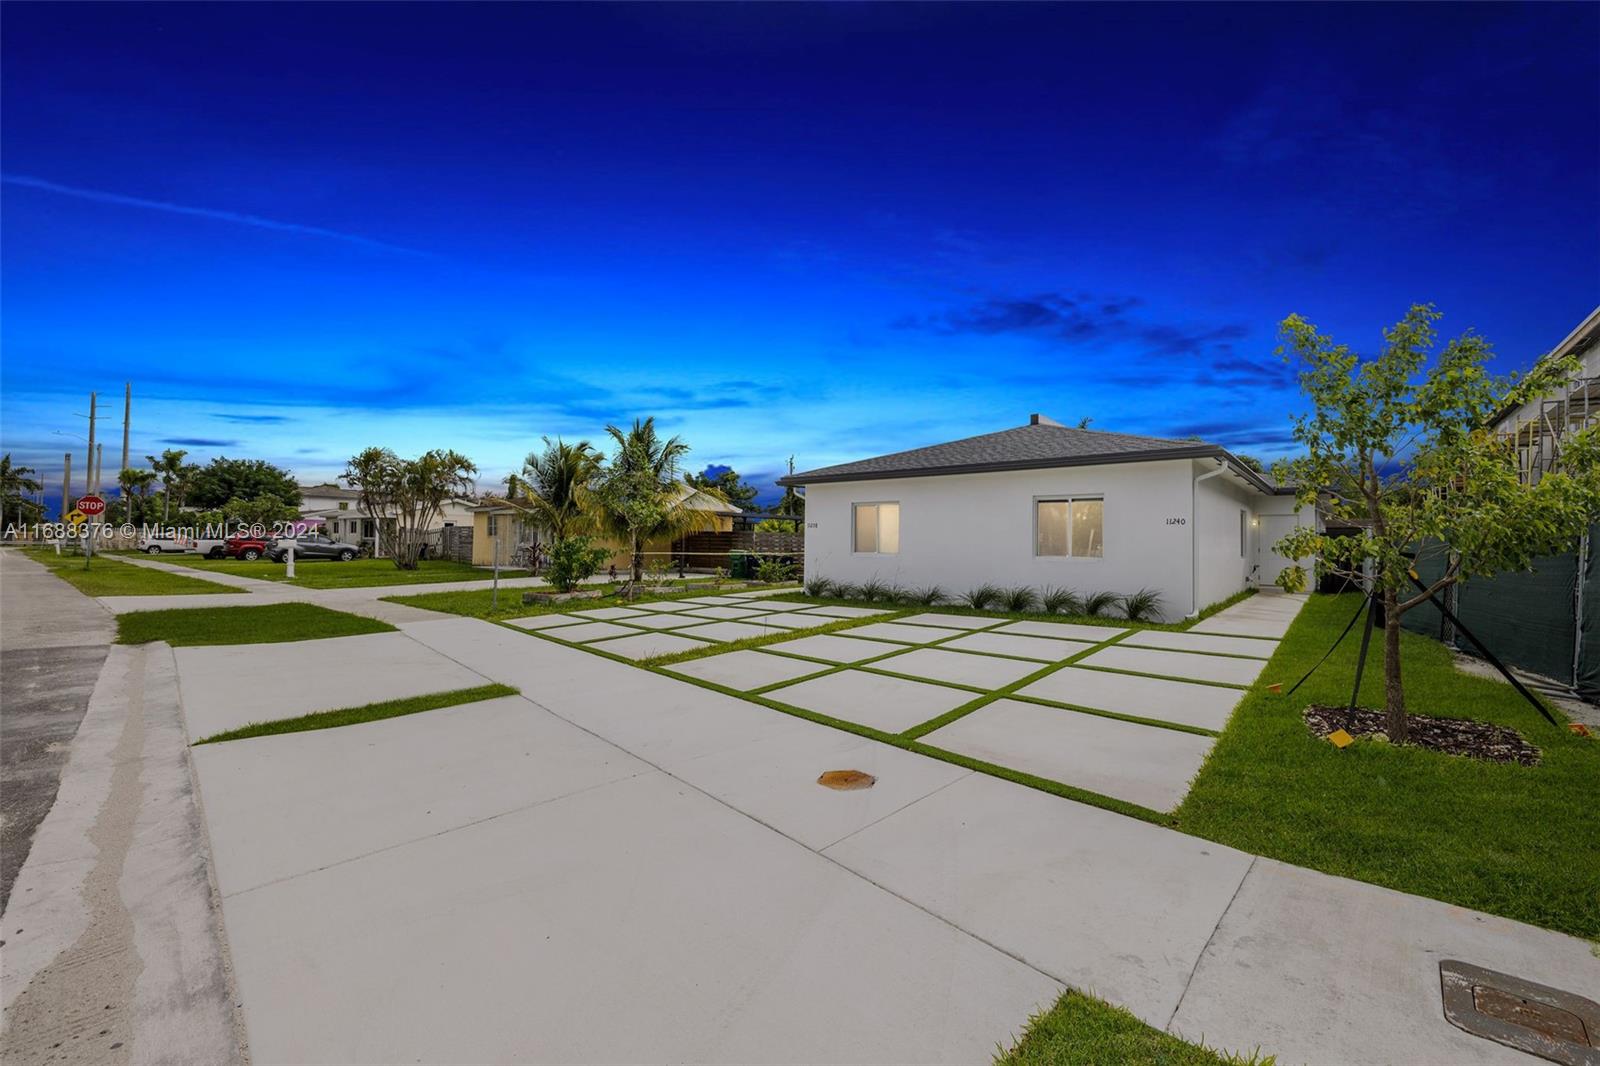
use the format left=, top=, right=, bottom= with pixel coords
left=487, top=514, right=499, bottom=537
left=1035, top=497, right=1103, bottom=558
left=852, top=502, right=899, bottom=554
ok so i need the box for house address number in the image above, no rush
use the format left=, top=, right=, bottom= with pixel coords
left=1166, top=517, right=1187, bottom=526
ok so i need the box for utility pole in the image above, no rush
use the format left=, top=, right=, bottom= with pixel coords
left=121, top=382, right=131, bottom=481
left=95, top=444, right=104, bottom=497
left=85, top=391, right=97, bottom=497
left=61, top=453, right=72, bottom=520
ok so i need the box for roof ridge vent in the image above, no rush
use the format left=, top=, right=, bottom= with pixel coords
left=1029, top=413, right=1064, bottom=427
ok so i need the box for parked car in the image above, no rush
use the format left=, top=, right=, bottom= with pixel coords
left=223, top=535, right=274, bottom=561
left=139, top=534, right=227, bottom=557
left=267, top=533, right=359, bottom=563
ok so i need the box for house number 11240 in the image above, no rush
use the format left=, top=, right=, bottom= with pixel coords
left=1166, top=517, right=1186, bottom=526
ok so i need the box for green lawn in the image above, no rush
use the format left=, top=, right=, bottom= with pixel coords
left=22, top=547, right=235, bottom=597
left=193, top=683, right=519, bottom=744
left=998, top=990, right=1269, bottom=1066
left=116, top=602, right=396, bottom=647
left=156, top=556, right=533, bottom=589
left=1175, top=592, right=1600, bottom=941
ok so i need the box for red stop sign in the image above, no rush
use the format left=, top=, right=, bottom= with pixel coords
left=78, top=494, right=107, bottom=517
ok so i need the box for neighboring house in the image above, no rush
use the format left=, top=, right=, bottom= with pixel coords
left=1402, top=307, right=1600, bottom=699
left=302, top=482, right=476, bottom=550
left=1492, top=306, right=1600, bottom=484
left=469, top=486, right=742, bottom=570
left=778, top=414, right=1314, bottom=621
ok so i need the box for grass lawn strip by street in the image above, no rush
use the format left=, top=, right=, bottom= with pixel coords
left=21, top=547, right=235, bottom=597
left=998, top=990, right=1272, bottom=1066
left=116, top=602, right=395, bottom=647
left=1175, top=591, right=1600, bottom=941
left=192, top=684, right=518, bottom=744
left=152, top=556, right=534, bottom=589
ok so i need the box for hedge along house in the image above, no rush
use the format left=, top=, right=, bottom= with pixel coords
left=778, top=415, right=1313, bottom=621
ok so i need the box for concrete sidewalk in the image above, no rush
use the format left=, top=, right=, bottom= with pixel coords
left=0, top=640, right=243, bottom=1064
left=0, top=549, right=113, bottom=912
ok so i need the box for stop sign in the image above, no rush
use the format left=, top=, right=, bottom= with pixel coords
left=78, top=494, right=107, bottom=517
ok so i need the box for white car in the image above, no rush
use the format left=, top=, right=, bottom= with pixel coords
left=138, top=534, right=227, bottom=557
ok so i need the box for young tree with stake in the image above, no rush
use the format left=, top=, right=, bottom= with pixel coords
left=1274, top=305, right=1600, bottom=743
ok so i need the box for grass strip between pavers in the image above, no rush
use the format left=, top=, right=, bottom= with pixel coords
left=116, top=601, right=396, bottom=646
left=193, top=684, right=518, bottom=744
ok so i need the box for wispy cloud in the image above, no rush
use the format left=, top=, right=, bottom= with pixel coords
left=213, top=413, right=295, bottom=425
left=162, top=436, right=240, bottom=447
left=2, top=174, right=427, bottom=255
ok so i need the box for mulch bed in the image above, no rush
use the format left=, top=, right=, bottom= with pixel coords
left=1304, top=704, right=1541, bottom=766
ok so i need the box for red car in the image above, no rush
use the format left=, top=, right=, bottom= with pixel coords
left=223, top=535, right=273, bottom=561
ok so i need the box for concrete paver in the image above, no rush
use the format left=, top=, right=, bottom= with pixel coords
left=747, top=613, right=827, bottom=629
left=824, top=772, right=1256, bottom=1027
left=895, top=612, right=997, bottom=630
left=1169, top=858, right=1600, bottom=1065
left=1122, top=630, right=1278, bottom=657
left=674, top=620, right=777, bottom=643
left=767, top=634, right=905, bottom=663
left=870, top=647, right=1044, bottom=689
left=220, top=771, right=1062, bottom=1065
left=191, top=695, right=650, bottom=895
left=174, top=631, right=488, bottom=738
left=665, top=650, right=832, bottom=690
left=592, top=632, right=711, bottom=660
left=768, top=670, right=974, bottom=733
left=567, top=606, right=649, bottom=620
left=612, top=611, right=705, bottom=630
left=685, top=605, right=770, bottom=620
left=1017, top=666, right=1245, bottom=732
left=993, top=620, right=1127, bottom=641
left=673, top=719, right=972, bottom=850
left=505, top=613, right=587, bottom=630
left=1079, top=644, right=1264, bottom=686
left=941, top=631, right=1090, bottom=661
left=845, top=621, right=969, bottom=644
left=798, top=605, right=891, bottom=619
left=546, top=620, right=639, bottom=642
left=919, top=699, right=1215, bottom=811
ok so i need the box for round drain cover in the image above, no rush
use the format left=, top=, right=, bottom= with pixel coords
left=817, top=769, right=876, bottom=790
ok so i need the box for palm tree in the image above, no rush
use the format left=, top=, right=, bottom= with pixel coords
left=591, top=418, right=722, bottom=589
left=1, top=454, right=44, bottom=530
left=172, top=462, right=200, bottom=513
left=146, top=448, right=188, bottom=522
left=118, top=467, right=158, bottom=525
left=522, top=437, right=601, bottom=544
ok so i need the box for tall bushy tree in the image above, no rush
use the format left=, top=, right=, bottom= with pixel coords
left=146, top=448, right=188, bottom=522
left=118, top=467, right=157, bottom=525
left=341, top=448, right=477, bottom=570
left=186, top=457, right=302, bottom=510
left=522, top=437, right=602, bottom=543
left=1, top=455, right=44, bottom=529
left=687, top=466, right=759, bottom=511
left=1274, top=305, right=1600, bottom=742
left=591, top=418, right=722, bottom=590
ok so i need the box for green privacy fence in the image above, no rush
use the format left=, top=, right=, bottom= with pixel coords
left=1401, top=525, right=1597, bottom=700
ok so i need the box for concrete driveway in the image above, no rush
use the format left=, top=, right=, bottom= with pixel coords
left=170, top=610, right=1599, bottom=1065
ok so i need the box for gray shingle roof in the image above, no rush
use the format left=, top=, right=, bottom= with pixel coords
left=779, top=418, right=1284, bottom=493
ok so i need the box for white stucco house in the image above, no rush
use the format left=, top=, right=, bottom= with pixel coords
left=778, top=415, right=1314, bottom=621
left=297, top=482, right=476, bottom=550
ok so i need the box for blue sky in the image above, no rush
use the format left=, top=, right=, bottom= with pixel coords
left=3, top=2, right=1597, bottom=510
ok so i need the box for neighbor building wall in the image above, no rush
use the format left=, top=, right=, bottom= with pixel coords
left=1192, top=465, right=1259, bottom=612
left=801, top=460, right=1203, bottom=622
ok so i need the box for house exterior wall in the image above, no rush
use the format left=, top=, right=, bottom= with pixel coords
left=802, top=459, right=1312, bottom=621
left=802, top=460, right=1201, bottom=621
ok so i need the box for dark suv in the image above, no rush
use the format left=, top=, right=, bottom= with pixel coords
left=267, top=533, right=359, bottom=563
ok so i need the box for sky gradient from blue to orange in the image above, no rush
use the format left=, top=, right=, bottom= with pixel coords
left=3, top=2, right=1597, bottom=511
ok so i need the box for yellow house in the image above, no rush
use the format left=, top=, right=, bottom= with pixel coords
left=470, top=487, right=739, bottom=570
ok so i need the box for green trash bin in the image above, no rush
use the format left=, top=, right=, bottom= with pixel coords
left=729, top=551, right=752, bottom=579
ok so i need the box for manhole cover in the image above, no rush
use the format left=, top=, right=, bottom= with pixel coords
left=1441, top=960, right=1600, bottom=1066
left=817, top=769, right=875, bottom=790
